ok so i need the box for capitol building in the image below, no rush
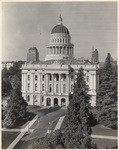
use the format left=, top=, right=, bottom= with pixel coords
left=21, top=16, right=99, bottom=107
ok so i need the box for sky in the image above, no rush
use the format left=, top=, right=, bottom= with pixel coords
left=2, top=2, right=117, bottom=62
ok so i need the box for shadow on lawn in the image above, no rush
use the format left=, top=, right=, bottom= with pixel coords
left=27, top=105, right=61, bottom=116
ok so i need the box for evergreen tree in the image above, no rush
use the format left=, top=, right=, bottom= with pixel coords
left=97, top=53, right=117, bottom=129
left=3, top=89, right=27, bottom=128
left=63, top=67, right=94, bottom=148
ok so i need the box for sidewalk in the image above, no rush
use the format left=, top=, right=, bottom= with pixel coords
left=91, top=134, right=117, bottom=140
left=7, top=115, right=39, bottom=149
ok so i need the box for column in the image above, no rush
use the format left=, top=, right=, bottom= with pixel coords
left=51, top=98, right=54, bottom=107
left=44, top=97, right=47, bottom=106
left=46, top=73, right=49, bottom=92
left=58, top=98, right=61, bottom=106
left=52, top=74, right=54, bottom=94
left=59, top=74, right=61, bottom=94
left=66, top=74, right=69, bottom=93
left=66, top=97, right=69, bottom=106
left=56, top=47, right=58, bottom=54
left=39, top=73, right=41, bottom=93
left=44, top=74, right=46, bottom=93
left=22, top=73, right=24, bottom=91
left=24, top=73, right=27, bottom=91
left=31, top=73, right=34, bottom=92
left=93, top=74, right=96, bottom=91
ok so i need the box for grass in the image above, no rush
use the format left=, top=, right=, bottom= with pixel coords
left=14, top=108, right=67, bottom=149
left=49, top=117, right=60, bottom=131
left=92, top=124, right=117, bottom=136
left=27, top=105, right=61, bottom=116
left=2, top=131, right=20, bottom=149
left=92, top=138, right=117, bottom=149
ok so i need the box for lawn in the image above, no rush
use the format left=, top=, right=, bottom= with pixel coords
left=92, top=138, right=117, bottom=149
left=14, top=107, right=67, bottom=149
left=92, top=124, right=117, bottom=136
left=49, top=117, right=60, bottom=131
left=27, top=105, right=61, bottom=116
left=2, top=131, right=20, bottom=149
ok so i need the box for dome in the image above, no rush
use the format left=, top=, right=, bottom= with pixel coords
left=51, top=24, right=70, bottom=34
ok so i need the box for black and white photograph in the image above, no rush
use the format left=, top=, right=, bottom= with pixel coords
left=1, top=1, right=118, bottom=149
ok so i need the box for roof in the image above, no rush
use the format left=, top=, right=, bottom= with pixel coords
left=29, top=58, right=92, bottom=65
left=51, top=24, right=70, bottom=34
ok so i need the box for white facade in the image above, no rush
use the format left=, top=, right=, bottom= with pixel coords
left=2, top=61, right=14, bottom=70
left=21, top=16, right=99, bottom=107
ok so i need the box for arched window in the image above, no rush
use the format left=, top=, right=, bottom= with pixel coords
left=63, top=38, right=64, bottom=43
left=60, top=39, right=62, bottom=43
left=65, top=39, right=67, bottom=43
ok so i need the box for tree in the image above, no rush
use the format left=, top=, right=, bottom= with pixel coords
left=3, top=89, right=27, bottom=128
left=9, top=75, right=21, bottom=90
left=2, top=68, right=10, bottom=78
left=97, top=53, right=117, bottom=129
left=62, top=67, right=94, bottom=148
left=2, top=78, right=12, bottom=96
left=30, top=130, right=64, bottom=149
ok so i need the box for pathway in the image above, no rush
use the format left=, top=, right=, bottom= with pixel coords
left=54, top=116, right=65, bottom=131
left=91, top=134, right=117, bottom=140
left=7, top=115, right=39, bottom=149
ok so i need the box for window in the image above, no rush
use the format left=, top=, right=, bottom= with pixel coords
left=42, top=75, right=44, bottom=81
left=71, top=85, right=73, bottom=92
left=28, top=75, right=30, bottom=81
left=28, top=83, right=30, bottom=91
left=63, top=84, right=66, bottom=93
left=49, top=84, right=52, bottom=92
left=62, top=74, right=66, bottom=81
left=63, top=38, right=64, bottom=43
left=42, top=84, right=44, bottom=91
left=56, top=84, right=58, bottom=93
left=56, top=74, right=59, bottom=81
left=34, top=95, right=37, bottom=102
left=35, top=75, right=37, bottom=80
left=42, top=96, right=44, bottom=102
left=27, top=95, right=30, bottom=102
left=71, top=75, right=73, bottom=81
left=49, top=74, right=52, bottom=81
left=35, top=83, right=37, bottom=91
left=87, top=76, right=89, bottom=82
left=60, top=39, right=61, bottom=42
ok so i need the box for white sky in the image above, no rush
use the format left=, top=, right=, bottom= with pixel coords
left=2, top=2, right=117, bottom=62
